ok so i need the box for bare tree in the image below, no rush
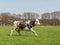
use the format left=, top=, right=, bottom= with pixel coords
left=41, top=11, right=60, bottom=25
left=23, top=12, right=39, bottom=20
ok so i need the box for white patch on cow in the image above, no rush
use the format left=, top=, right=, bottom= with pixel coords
left=37, top=21, right=40, bottom=25
left=24, top=27, right=29, bottom=30
left=13, top=21, right=17, bottom=27
left=13, top=21, right=20, bottom=26
left=25, top=20, right=30, bottom=24
left=13, top=21, right=20, bottom=29
left=36, top=19, right=39, bottom=21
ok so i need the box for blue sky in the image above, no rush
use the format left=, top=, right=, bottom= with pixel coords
left=0, top=0, right=60, bottom=15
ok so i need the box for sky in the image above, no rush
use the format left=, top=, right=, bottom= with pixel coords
left=0, top=0, right=60, bottom=15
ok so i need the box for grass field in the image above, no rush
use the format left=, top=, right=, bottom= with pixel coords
left=0, top=26, right=60, bottom=45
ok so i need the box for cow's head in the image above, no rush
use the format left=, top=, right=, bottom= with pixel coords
left=35, top=19, right=40, bottom=25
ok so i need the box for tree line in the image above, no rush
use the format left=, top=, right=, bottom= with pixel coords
left=0, top=11, right=60, bottom=26
left=41, top=11, right=60, bottom=25
left=0, top=12, right=39, bottom=26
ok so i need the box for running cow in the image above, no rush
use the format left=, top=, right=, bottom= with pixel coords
left=10, top=19, right=40, bottom=36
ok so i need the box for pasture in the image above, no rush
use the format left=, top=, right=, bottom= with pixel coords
left=0, top=26, right=60, bottom=45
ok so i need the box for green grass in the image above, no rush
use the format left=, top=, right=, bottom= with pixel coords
left=0, top=26, right=60, bottom=45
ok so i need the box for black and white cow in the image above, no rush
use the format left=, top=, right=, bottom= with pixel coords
left=10, top=19, right=40, bottom=36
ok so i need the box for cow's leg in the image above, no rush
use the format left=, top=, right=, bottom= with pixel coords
left=30, top=28, right=38, bottom=36
left=10, top=26, right=17, bottom=36
left=10, top=30, right=14, bottom=36
left=24, top=27, right=28, bottom=32
left=17, top=31, right=20, bottom=35
left=17, top=29, right=21, bottom=35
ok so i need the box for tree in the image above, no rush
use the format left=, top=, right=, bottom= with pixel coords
left=41, top=11, right=60, bottom=25
left=23, top=12, right=39, bottom=20
left=0, top=12, right=21, bottom=25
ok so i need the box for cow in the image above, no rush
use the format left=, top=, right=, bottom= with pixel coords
left=10, top=19, right=40, bottom=36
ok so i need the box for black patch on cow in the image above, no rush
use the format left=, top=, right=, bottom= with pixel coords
left=27, top=24, right=32, bottom=30
left=30, top=20, right=35, bottom=27
left=18, top=22, right=26, bottom=29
